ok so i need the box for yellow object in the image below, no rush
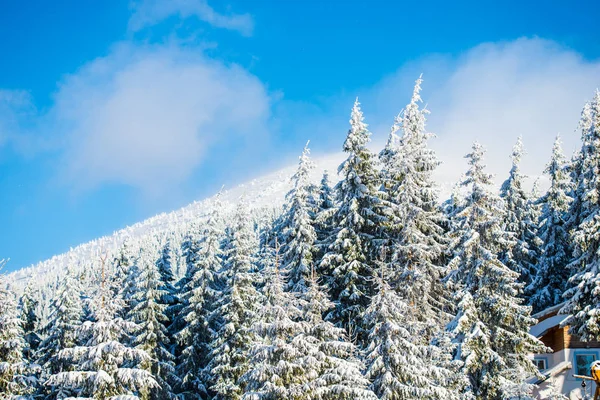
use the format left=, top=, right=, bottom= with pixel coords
left=573, top=361, right=600, bottom=399
left=593, top=362, right=600, bottom=381
left=593, top=362, right=600, bottom=400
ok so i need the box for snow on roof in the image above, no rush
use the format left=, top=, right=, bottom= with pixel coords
left=532, top=302, right=567, bottom=320
left=530, top=314, right=570, bottom=338
left=528, top=361, right=572, bottom=384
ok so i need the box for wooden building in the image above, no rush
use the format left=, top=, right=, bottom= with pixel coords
left=530, top=302, right=600, bottom=399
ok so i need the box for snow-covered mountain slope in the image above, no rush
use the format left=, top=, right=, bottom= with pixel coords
left=6, top=152, right=346, bottom=289
left=6, top=147, right=460, bottom=292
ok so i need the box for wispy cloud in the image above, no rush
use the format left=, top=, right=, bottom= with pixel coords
left=427, top=38, right=600, bottom=189
left=128, top=0, right=254, bottom=36
left=51, top=42, right=270, bottom=194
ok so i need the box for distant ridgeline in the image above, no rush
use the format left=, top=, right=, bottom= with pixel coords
left=1, top=78, right=599, bottom=400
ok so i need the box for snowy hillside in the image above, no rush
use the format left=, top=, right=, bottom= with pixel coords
left=6, top=152, right=345, bottom=289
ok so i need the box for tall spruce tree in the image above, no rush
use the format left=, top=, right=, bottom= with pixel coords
left=528, top=135, right=572, bottom=313
left=111, top=239, right=138, bottom=318
left=176, top=203, right=223, bottom=398
left=364, top=257, right=462, bottom=400
left=447, top=142, right=548, bottom=399
left=379, top=77, right=451, bottom=338
left=206, top=199, right=261, bottom=400
left=241, top=243, right=309, bottom=399
left=562, top=91, right=600, bottom=340
left=281, top=142, right=318, bottom=294
left=314, top=171, right=336, bottom=274
left=320, top=99, right=387, bottom=340
left=0, top=267, right=36, bottom=397
left=170, top=223, right=203, bottom=341
left=156, top=238, right=180, bottom=320
left=47, top=268, right=158, bottom=399
left=37, top=266, right=83, bottom=398
left=499, top=137, right=541, bottom=288
left=315, top=170, right=335, bottom=232
left=304, top=269, right=376, bottom=400
left=564, top=100, right=594, bottom=247
left=19, top=276, right=41, bottom=360
left=130, top=243, right=177, bottom=399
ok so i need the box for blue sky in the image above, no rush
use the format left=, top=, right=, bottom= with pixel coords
left=1, top=0, right=599, bottom=272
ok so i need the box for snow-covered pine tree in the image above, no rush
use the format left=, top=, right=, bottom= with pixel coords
left=47, top=256, right=158, bottom=399
left=176, top=203, right=223, bottom=399
left=178, top=224, right=202, bottom=293
left=19, top=276, right=42, bottom=360
left=378, top=113, right=401, bottom=193
left=111, top=239, right=138, bottom=318
left=315, top=170, right=336, bottom=244
left=302, top=267, right=376, bottom=400
left=320, top=99, right=387, bottom=340
left=443, top=175, right=467, bottom=234
left=364, top=252, right=462, bottom=400
left=241, top=242, right=309, bottom=399
left=156, top=238, right=180, bottom=320
left=169, top=223, right=204, bottom=345
left=528, top=135, right=573, bottom=313
left=499, top=136, right=542, bottom=288
left=206, top=198, right=261, bottom=400
left=379, top=76, right=451, bottom=339
left=129, top=243, right=177, bottom=399
left=281, top=142, right=318, bottom=294
left=0, top=265, right=37, bottom=397
left=19, top=278, right=40, bottom=334
left=562, top=91, right=600, bottom=340
left=563, top=100, right=594, bottom=248
left=37, top=265, right=83, bottom=398
left=242, top=239, right=377, bottom=400
left=447, top=142, right=548, bottom=399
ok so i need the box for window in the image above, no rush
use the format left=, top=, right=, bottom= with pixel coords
left=575, top=353, right=597, bottom=377
left=533, top=358, right=547, bottom=371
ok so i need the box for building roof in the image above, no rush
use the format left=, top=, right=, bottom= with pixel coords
left=532, top=302, right=567, bottom=321
left=530, top=314, right=570, bottom=338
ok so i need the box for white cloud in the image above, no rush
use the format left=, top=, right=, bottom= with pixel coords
left=428, top=38, right=600, bottom=189
left=52, top=43, right=270, bottom=194
left=128, top=0, right=254, bottom=36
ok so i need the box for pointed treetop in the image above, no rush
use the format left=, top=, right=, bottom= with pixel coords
left=510, top=136, right=525, bottom=169
left=577, top=93, right=599, bottom=141
left=553, top=133, right=562, bottom=150
left=466, top=141, right=486, bottom=166
left=464, top=141, right=495, bottom=188
left=298, top=140, right=314, bottom=171
left=547, top=134, right=565, bottom=171
left=303, top=139, right=311, bottom=152
left=385, top=113, right=402, bottom=151
left=350, top=97, right=365, bottom=126
left=410, top=74, right=424, bottom=106
left=531, top=177, right=541, bottom=199
left=344, top=98, right=370, bottom=153
left=590, top=89, right=600, bottom=120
